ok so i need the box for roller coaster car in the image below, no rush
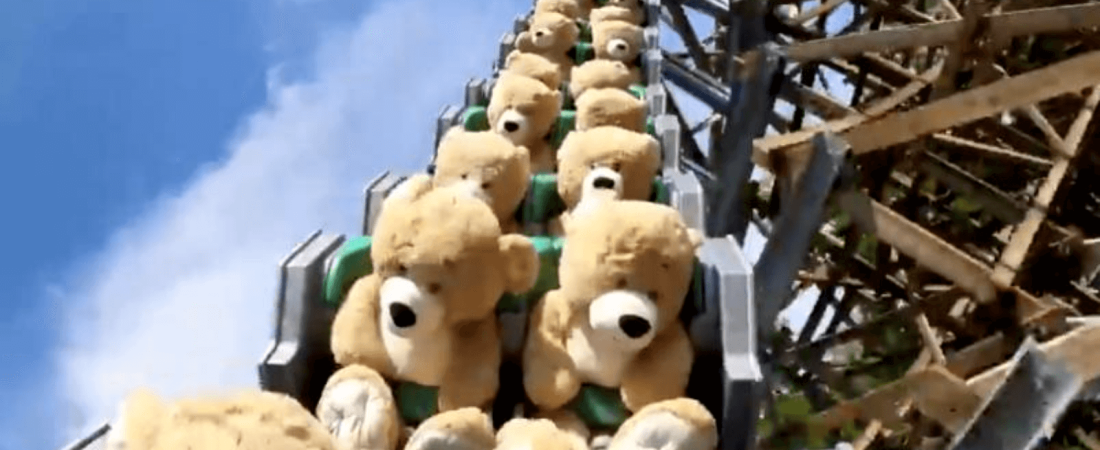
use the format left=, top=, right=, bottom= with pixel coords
left=258, top=168, right=762, bottom=449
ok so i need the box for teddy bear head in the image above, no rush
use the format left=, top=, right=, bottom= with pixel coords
left=569, top=59, right=639, bottom=100
left=372, top=175, right=539, bottom=328
left=432, top=127, right=530, bottom=225
left=592, top=19, right=645, bottom=63
left=517, top=12, right=580, bottom=55
left=556, top=126, right=660, bottom=211
left=487, top=72, right=562, bottom=149
left=589, top=2, right=646, bottom=26
left=534, top=0, right=584, bottom=20
left=504, top=50, right=563, bottom=91
left=496, top=418, right=589, bottom=450
left=558, top=200, right=701, bottom=350
left=104, top=389, right=336, bottom=450
left=575, top=87, right=647, bottom=133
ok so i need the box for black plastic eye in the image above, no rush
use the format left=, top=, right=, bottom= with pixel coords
left=397, top=264, right=407, bottom=273
left=481, top=182, right=491, bottom=189
left=647, top=290, right=659, bottom=300
left=428, top=283, right=442, bottom=294
left=617, top=278, right=627, bottom=289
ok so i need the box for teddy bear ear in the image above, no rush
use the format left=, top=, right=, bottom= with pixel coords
left=687, top=228, right=704, bottom=250
left=498, top=234, right=540, bottom=294
left=387, top=174, right=434, bottom=203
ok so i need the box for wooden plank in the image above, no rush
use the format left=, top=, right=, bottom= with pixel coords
left=839, top=50, right=1100, bottom=156
left=836, top=190, right=999, bottom=303
left=967, top=324, right=1100, bottom=399
left=778, top=3, right=1100, bottom=63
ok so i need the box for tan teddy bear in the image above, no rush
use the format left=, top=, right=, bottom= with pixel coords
left=496, top=417, right=589, bottom=450
left=575, top=87, right=647, bottom=133
left=589, top=2, right=645, bottom=26
left=515, top=12, right=580, bottom=81
left=102, top=388, right=501, bottom=450
left=534, top=0, right=585, bottom=20
left=569, top=59, right=641, bottom=100
left=592, top=19, right=645, bottom=64
left=487, top=71, right=562, bottom=173
left=606, top=398, right=719, bottom=450
left=503, top=51, right=562, bottom=91
left=432, top=127, right=530, bottom=234
left=521, top=199, right=706, bottom=445
left=551, top=126, right=660, bottom=234
left=317, top=175, right=540, bottom=450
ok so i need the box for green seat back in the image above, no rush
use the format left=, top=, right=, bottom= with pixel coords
left=323, top=236, right=373, bottom=308
left=578, top=21, right=592, bottom=43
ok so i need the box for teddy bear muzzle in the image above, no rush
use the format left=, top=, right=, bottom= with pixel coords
left=589, top=289, right=658, bottom=348
left=494, top=109, right=532, bottom=143
left=606, top=38, right=632, bottom=61
left=379, top=276, right=445, bottom=336
left=531, top=28, right=555, bottom=48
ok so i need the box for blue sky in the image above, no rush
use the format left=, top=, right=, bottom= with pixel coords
left=0, top=1, right=855, bottom=448
left=0, top=0, right=529, bottom=447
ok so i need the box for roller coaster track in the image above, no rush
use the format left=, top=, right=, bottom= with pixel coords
left=62, top=0, right=1100, bottom=449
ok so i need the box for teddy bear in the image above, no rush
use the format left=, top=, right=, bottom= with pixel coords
left=102, top=387, right=500, bottom=450
left=503, top=50, right=563, bottom=91
left=575, top=87, right=647, bottom=133
left=432, top=127, right=530, bottom=234
left=569, top=59, right=641, bottom=101
left=589, top=1, right=646, bottom=26
left=487, top=71, right=563, bottom=173
left=591, top=19, right=645, bottom=65
left=496, top=417, right=590, bottom=450
left=534, top=0, right=585, bottom=21
left=550, top=126, right=660, bottom=235
left=514, top=12, right=580, bottom=81
left=605, top=398, right=719, bottom=450
left=317, top=175, right=540, bottom=450
left=521, top=199, right=707, bottom=445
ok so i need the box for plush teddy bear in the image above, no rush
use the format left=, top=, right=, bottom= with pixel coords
left=551, top=126, right=660, bottom=234
left=534, top=0, right=585, bottom=20
left=575, top=87, right=647, bottom=133
left=317, top=175, right=540, bottom=450
left=591, top=19, right=645, bottom=65
left=432, top=127, right=530, bottom=234
left=521, top=199, right=705, bottom=444
left=515, top=12, right=580, bottom=81
left=503, top=50, right=563, bottom=91
left=487, top=71, right=563, bottom=173
left=496, top=417, right=590, bottom=450
left=606, top=398, right=719, bottom=450
left=103, top=388, right=499, bottom=450
left=569, top=59, right=641, bottom=100
left=103, top=388, right=339, bottom=450
left=589, top=3, right=645, bottom=26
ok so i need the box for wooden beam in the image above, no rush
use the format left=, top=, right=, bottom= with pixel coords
left=967, top=324, right=1100, bottom=399
left=775, top=3, right=1100, bottom=63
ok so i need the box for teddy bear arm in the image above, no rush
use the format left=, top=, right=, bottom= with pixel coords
left=438, top=316, right=502, bottom=411
left=620, top=324, right=694, bottom=412
left=523, top=291, right=583, bottom=410
left=330, top=274, right=394, bottom=374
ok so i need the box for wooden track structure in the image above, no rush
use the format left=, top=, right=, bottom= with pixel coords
left=659, top=0, right=1100, bottom=447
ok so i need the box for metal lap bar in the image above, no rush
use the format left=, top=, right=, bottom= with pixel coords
left=948, top=338, right=1084, bottom=450
left=753, top=132, right=847, bottom=337
left=258, top=231, right=345, bottom=402
left=697, top=237, right=760, bottom=450
left=58, top=423, right=110, bottom=450
left=664, top=169, right=706, bottom=232
left=362, top=172, right=409, bottom=236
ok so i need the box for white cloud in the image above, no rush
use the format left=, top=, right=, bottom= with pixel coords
left=50, top=0, right=524, bottom=443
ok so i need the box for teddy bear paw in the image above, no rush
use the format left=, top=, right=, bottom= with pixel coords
left=607, top=398, right=718, bottom=450
left=317, top=377, right=401, bottom=450
left=404, top=408, right=496, bottom=450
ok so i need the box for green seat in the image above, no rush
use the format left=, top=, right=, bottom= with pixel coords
left=520, top=174, right=670, bottom=225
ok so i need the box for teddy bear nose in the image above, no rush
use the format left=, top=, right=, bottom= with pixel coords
left=503, top=121, right=520, bottom=132
left=593, top=176, right=616, bottom=189
left=618, top=315, right=651, bottom=338
left=615, top=42, right=628, bottom=51
left=389, top=303, right=417, bottom=328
